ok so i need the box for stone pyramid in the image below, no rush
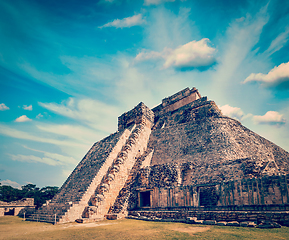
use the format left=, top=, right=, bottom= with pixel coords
left=28, top=87, right=289, bottom=224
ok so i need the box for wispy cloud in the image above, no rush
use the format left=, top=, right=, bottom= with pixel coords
left=36, top=124, right=101, bottom=145
left=0, top=103, right=9, bottom=111
left=14, top=115, right=32, bottom=122
left=0, top=123, right=88, bottom=148
left=39, top=98, right=120, bottom=132
left=264, top=27, right=289, bottom=56
left=22, top=145, right=78, bottom=165
left=36, top=113, right=43, bottom=119
left=244, top=61, right=289, bottom=89
left=23, top=104, right=32, bottom=111
left=209, top=5, right=269, bottom=89
left=9, top=153, right=67, bottom=166
left=144, top=0, right=175, bottom=5
left=134, top=38, right=216, bottom=70
left=253, top=111, right=286, bottom=126
left=99, top=14, right=145, bottom=29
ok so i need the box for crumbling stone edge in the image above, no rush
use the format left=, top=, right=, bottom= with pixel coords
left=126, top=215, right=283, bottom=229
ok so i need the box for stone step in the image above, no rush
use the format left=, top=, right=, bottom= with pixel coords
left=27, top=214, right=62, bottom=224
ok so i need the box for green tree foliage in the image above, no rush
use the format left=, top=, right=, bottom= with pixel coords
left=0, top=185, right=22, bottom=202
left=0, top=184, right=59, bottom=209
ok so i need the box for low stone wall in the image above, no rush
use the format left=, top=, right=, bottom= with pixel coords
left=0, top=198, right=35, bottom=217
left=129, top=208, right=289, bottom=226
left=0, top=198, right=34, bottom=206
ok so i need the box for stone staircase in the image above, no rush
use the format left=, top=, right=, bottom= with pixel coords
left=27, top=102, right=154, bottom=224
left=27, top=124, right=153, bottom=223
left=81, top=120, right=152, bottom=221
left=107, top=148, right=154, bottom=218
left=27, top=129, right=132, bottom=224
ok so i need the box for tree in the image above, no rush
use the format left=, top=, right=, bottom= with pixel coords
left=0, top=184, right=59, bottom=208
left=0, top=185, right=22, bottom=202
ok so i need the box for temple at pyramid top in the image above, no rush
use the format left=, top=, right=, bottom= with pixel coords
left=154, top=87, right=201, bottom=112
left=118, top=87, right=202, bottom=131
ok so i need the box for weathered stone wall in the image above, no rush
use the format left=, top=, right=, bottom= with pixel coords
left=0, top=198, right=34, bottom=206
left=0, top=198, right=34, bottom=216
left=152, top=87, right=201, bottom=116
left=148, top=116, right=287, bottom=181
left=132, top=174, right=289, bottom=209
left=118, top=102, right=154, bottom=131
left=129, top=209, right=289, bottom=225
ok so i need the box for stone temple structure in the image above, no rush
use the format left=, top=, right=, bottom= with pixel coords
left=28, top=87, right=289, bottom=225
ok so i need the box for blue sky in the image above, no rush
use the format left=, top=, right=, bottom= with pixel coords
left=0, top=0, right=289, bottom=188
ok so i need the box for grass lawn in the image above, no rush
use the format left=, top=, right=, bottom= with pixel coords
left=1, top=216, right=289, bottom=240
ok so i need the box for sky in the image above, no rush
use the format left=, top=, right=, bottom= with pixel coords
left=0, top=0, right=289, bottom=189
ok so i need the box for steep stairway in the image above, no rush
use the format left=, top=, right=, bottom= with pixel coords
left=27, top=128, right=132, bottom=223
left=80, top=120, right=152, bottom=221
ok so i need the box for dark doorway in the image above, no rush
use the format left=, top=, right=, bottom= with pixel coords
left=4, top=208, right=15, bottom=215
left=139, top=191, right=151, bottom=207
left=199, top=186, right=219, bottom=206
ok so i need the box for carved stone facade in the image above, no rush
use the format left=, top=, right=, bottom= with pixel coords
left=0, top=198, right=34, bottom=217
left=28, top=87, right=289, bottom=224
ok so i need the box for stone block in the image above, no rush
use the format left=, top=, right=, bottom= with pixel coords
left=247, top=222, right=257, bottom=228
left=257, top=221, right=281, bottom=229
left=217, top=221, right=227, bottom=226
left=227, top=221, right=240, bottom=227
left=194, top=219, right=204, bottom=224
left=203, top=220, right=217, bottom=225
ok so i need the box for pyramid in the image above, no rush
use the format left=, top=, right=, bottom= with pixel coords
left=28, top=87, right=289, bottom=224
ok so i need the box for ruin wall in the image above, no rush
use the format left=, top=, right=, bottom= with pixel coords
left=0, top=198, right=34, bottom=216
left=133, top=174, right=289, bottom=209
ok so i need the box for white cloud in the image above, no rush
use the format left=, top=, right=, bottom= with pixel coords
left=134, top=38, right=216, bottom=69
left=0, top=179, right=22, bottom=189
left=62, top=169, right=72, bottom=178
left=36, top=113, right=43, bottom=119
left=219, top=104, right=245, bottom=121
left=264, top=27, right=289, bottom=56
left=22, top=146, right=78, bottom=165
left=144, top=0, right=175, bottom=5
left=36, top=124, right=100, bottom=145
left=39, top=98, right=120, bottom=132
left=253, top=111, right=286, bottom=125
left=0, top=123, right=88, bottom=149
left=244, top=62, right=289, bottom=89
left=134, top=50, right=163, bottom=62
left=99, top=14, right=145, bottom=29
left=14, top=115, right=32, bottom=122
left=23, top=104, right=32, bottom=111
left=9, top=154, right=64, bottom=166
left=163, top=39, right=216, bottom=69
left=0, top=103, right=9, bottom=111
left=208, top=5, right=269, bottom=92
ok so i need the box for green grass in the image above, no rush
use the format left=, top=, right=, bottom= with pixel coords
left=1, top=216, right=289, bottom=240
